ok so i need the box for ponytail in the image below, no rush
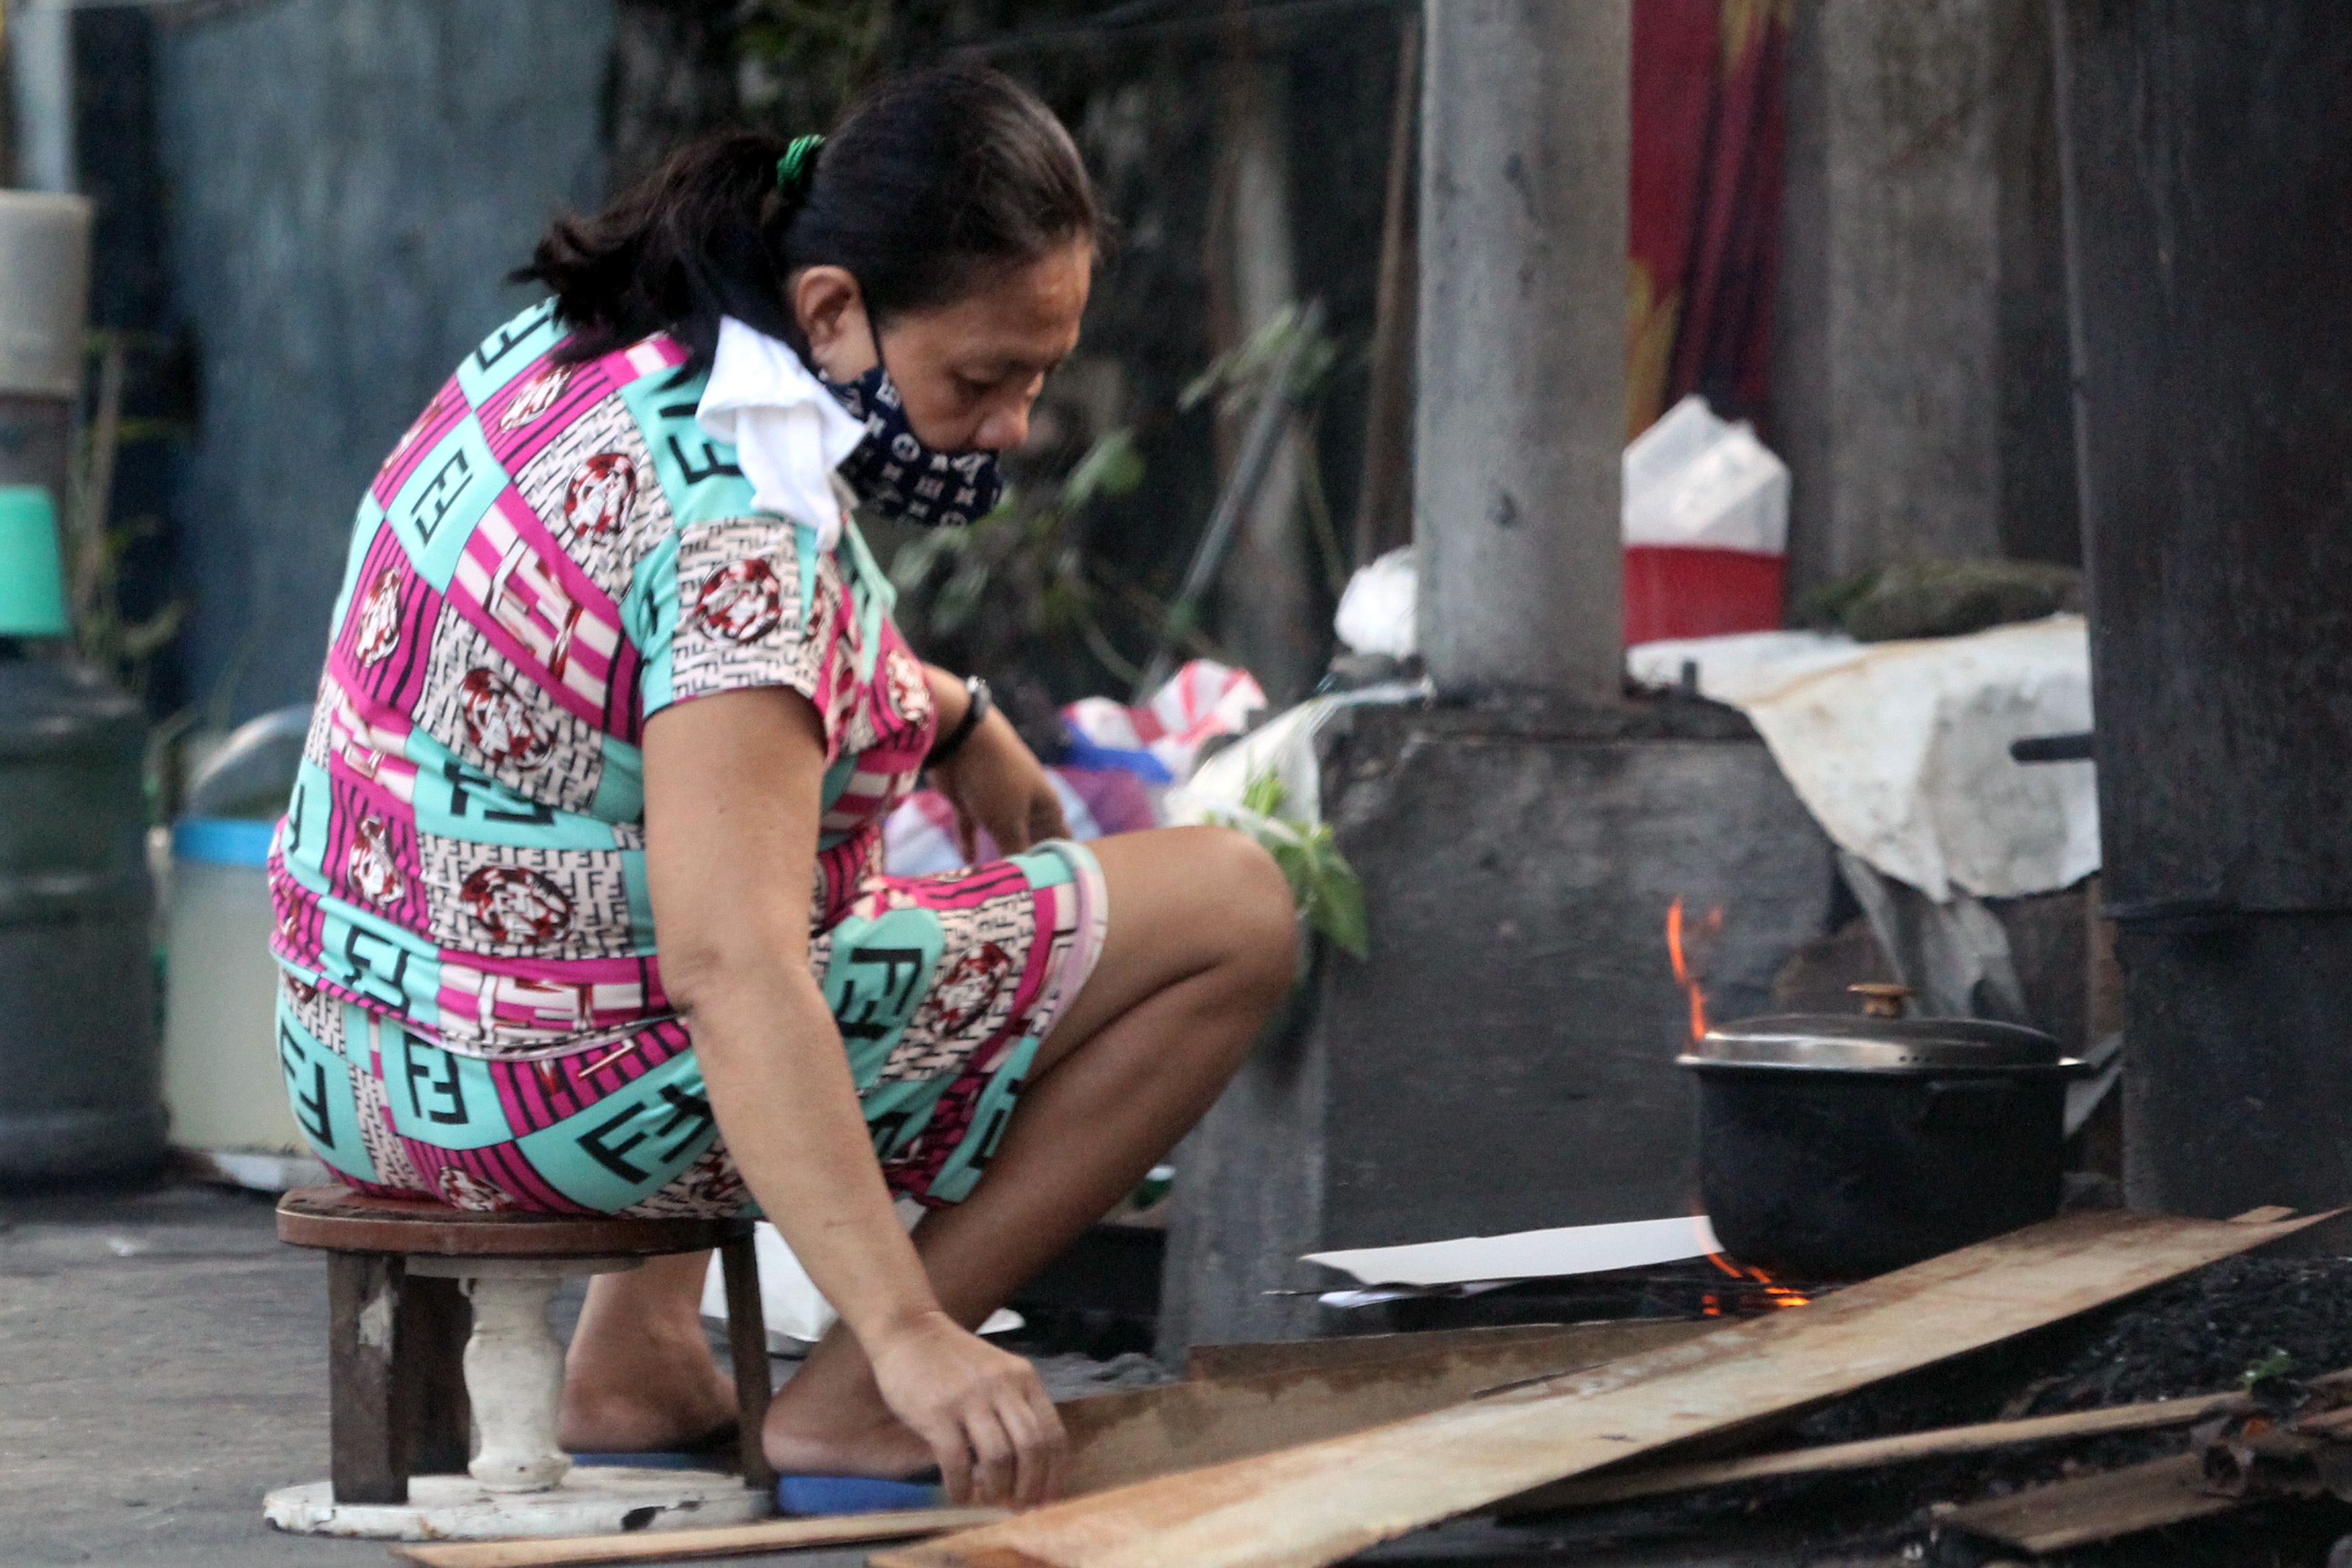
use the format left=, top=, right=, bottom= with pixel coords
left=517, top=65, right=1100, bottom=376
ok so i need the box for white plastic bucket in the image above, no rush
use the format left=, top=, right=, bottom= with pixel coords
left=161, top=817, right=308, bottom=1156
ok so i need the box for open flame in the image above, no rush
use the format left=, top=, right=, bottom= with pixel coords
left=1666, top=897, right=1725, bottom=1041
left=1669, top=896, right=1810, bottom=1314
left=1701, top=1250, right=1813, bottom=1315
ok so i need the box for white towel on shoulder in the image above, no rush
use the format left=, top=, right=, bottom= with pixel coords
left=694, top=316, right=872, bottom=552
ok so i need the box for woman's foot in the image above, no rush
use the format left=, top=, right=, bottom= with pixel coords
left=560, top=1253, right=739, bottom=1454
left=563, top=1378, right=735, bottom=1457
left=762, top=1388, right=937, bottom=1479
left=559, top=1336, right=737, bottom=1453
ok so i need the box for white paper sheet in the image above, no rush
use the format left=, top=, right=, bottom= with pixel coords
left=1303, top=1215, right=1724, bottom=1289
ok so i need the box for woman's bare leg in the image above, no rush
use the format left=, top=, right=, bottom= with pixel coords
left=561, top=825, right=1295, bottom=1466
left=760, top=825, right=1296, bottom=1477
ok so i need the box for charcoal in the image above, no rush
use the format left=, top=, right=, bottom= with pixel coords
left=1511, top=1256, right=2352, bottom=1562
left=2016, top=1255, right=2352, bottom=1414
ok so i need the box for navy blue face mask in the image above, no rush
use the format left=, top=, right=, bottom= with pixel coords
left=813, top=334, right=1005, bottom=529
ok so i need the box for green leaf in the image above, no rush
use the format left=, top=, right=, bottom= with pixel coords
left=1309, top=858, right=1370, bottom=958
left=887, top=527, right=962, bottom=594
left=934, top=555, right=993, bottom=634
left=1241, top=770, right=1287, bottom=819
left=1062, top=429, right=1144, bottom=506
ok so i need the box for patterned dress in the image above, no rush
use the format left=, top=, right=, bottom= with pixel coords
left=268, top=300, right=1107, bottom=1217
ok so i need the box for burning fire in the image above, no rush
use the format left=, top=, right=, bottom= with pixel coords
left=1701, top=1250, right=1813, bottom=1315
left=1666, top=897, right=1724, bottom=1041
left=1669, top=896, right=1813, bottom=1315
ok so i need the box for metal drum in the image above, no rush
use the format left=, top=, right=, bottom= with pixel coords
left=0, top=658, right=161, bottom=1180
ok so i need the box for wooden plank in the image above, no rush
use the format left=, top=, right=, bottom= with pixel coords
left=873, top=1208, right=2328, bottom=1568
left=389, top=1507, right=1008, bottom=1568
left=1185, top=1324, right=1607, bottom=1382
left=1499, top=1391, right=2249, bottom=1514
left=1937, top=1452, right=2236, bottom=1553
left=1068, top=1320, right=1708, bottom=1495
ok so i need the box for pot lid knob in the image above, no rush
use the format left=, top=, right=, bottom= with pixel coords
left=1850, top=983, right=1914, bottom=1019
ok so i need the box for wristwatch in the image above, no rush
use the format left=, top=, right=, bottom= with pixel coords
left=924, top=675, right=992, bottom=768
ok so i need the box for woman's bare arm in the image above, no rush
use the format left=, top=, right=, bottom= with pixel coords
left=642, top=684, right=1063, bottom=1504
left=919, top=664, right=1069, bottom=858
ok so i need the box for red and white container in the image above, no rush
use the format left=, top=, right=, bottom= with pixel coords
left=1622, top=395, right=1790, bottom=644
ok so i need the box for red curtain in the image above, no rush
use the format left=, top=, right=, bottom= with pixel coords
left=1626, top=0, right=1790, bottom=441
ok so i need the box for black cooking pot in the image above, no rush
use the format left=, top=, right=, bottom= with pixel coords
left=1680, top=1000, right=2088, bottom=1279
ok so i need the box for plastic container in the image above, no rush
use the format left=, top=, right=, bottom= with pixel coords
left=1624, top=546, right=1788, bottom=643
left=0, top=659, right=161, bottom=1180
left=1622, top=395, right=1790, bottom=644
left=161, top=816, right=308, bottom=1158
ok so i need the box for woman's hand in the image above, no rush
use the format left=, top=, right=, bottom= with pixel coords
left=868, top=1309, right=1068, bottom=1505
left=928, top=678, right=1069, bottom=860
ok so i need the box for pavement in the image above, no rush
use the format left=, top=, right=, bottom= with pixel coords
left=0, top=1174, right=1916, bottom=1568
left=0, top=1175, right=903, bottom=1567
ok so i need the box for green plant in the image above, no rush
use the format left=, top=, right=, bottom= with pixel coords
left=1179, top=302, right=1353, bottom=605
left=738, top=0, right=896, bottom=122
left=1228, top=768, right=1367, bottom=960
left=67, top=334, right=184, bottom=698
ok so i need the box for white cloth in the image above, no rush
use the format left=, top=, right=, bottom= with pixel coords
left=1627, top=616, right=2099, bottom=901
left=694, top=316, right=870, bottom=551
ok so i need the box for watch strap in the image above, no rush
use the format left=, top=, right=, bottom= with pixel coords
left=924, top=675, right=992, bottom=768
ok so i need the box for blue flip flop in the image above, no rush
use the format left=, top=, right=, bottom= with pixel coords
left=568, top=1422, right=738, bottom=1471
left=774, top=1469, right=945, bottom=1516
left=568, top=1450, right=714, bottom=1470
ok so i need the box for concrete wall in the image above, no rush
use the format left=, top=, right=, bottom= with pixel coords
left=1774, top=0, right=2077, bottom=598
left=157, top=0, right=613, bottom=723
left=1161, top=702, right=1840, bottom=1349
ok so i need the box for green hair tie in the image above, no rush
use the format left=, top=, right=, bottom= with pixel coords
left=776, top=133, right=825, bottom=196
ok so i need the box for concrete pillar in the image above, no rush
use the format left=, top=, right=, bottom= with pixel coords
left=7, top=0, right=78, bottom=194
left=1415, top=0, right=1627, bottom=700
left=1776, top=0, right=2057, bottom=595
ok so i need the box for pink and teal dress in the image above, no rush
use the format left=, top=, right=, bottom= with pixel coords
left=267, top=300, right=1107, bottom=1217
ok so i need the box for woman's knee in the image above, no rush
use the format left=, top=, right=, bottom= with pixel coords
left=1184, top=826, right=1298, bottom=996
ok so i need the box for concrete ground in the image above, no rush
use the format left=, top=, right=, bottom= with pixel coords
left=2, top=1176, right=901, bottom=1567
left=0, top=1175, right=1908, bottom=1568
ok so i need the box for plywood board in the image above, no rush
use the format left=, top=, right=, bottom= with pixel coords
left=875, top=1208, right=2325, bottom=1568
left=1066, top=1319, right=1709, bottom=1494
left=1499, top=1391, right=2246, bottom=1512
left=1936, top=1452, right=2235, bottom=1552
left=390, top=1507, right=1006, bottom=1568
left=1186, top=1324, right=1595, bottom=1382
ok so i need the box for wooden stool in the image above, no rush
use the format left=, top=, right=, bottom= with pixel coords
left=263, top=1187, right=776, bottom=1541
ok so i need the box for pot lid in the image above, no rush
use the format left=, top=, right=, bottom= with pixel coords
left=1680, top=1011, right=2067, bottom=1073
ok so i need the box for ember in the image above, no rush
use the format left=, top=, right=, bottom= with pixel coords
left=1702, top=1249, right=1812, bottom=1316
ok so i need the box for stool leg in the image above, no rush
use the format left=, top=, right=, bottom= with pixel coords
left=718, top=1236, right=775, bottom=1494
left=327, top=1252, right=409, bottom=1505
left=462, top=1273, right=572, bottom=1491
left=397, top=1273, right=472, bottom=1475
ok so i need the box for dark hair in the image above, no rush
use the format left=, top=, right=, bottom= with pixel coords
left=518, top=65, right=1099, bottom=374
